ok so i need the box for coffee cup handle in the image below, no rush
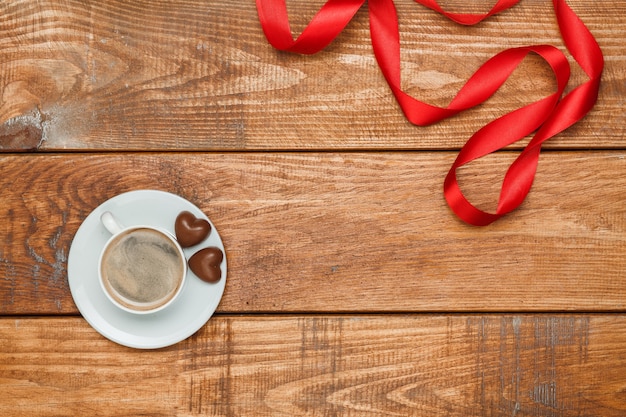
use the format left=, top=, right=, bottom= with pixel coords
left=101, top=211, right=125, bottom=235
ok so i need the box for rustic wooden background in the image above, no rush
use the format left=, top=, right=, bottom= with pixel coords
left=1, top=0, right=625, bottom=415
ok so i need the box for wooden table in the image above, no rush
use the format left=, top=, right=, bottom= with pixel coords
left=1, top=0, right=625, bottom=415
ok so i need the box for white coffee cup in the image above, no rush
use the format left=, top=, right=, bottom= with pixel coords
left=98, top=211, right=187, bottom=314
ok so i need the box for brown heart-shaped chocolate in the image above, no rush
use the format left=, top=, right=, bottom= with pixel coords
left=175, top=211, right=211, bottom=248
left=188, top=247, right=223, bottom=283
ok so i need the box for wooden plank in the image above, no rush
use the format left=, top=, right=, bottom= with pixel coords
left=1, top=314, right=626, bottom=416
left=1, top=152, right=625, bottom=315
left=0, top=0, right=623, bottom=151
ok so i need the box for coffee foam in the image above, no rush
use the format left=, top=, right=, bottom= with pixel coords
left=101, top=228, right=185, bottom=311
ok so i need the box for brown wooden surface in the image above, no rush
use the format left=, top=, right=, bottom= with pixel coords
left=2, top=315, right=626, bottom=416
left=1, top=0, right=625, bottom=415
left=0, top=0, right=624, bottom=151
left=2, top=151, right=626, bottom=315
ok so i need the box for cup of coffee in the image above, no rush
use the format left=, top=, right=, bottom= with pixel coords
left=98, top=211, right=187, bottom=314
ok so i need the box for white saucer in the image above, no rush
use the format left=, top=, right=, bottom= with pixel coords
left=68, top=190, right=227, bottom=349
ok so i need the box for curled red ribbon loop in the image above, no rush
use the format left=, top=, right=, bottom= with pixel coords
left=415, top=0, right=520, bottom=26
left=442, top=0, right=603, bottom=225
left=255, top=0, right=365, bottom=54
left=256, top=0, right=604, bottom=225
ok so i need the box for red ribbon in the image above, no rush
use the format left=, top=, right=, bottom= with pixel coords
left=256, top=0, right=604, bottom=225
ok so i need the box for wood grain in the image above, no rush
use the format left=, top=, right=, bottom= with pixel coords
left=1, top=315, right=626, bottom=416
left=1, top=152, right=625, bottom=315
left=0, top=0, right=623, bottom=151
left=1, top=2, right=625, bottom=416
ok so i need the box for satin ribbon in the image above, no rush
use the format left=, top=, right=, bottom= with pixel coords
left=256, top=0, right=604, bottom=225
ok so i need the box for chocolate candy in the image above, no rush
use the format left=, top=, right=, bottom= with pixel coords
left=175, top=211, right=211, bottom=248
left=188, top=247, right=223, bottom=283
